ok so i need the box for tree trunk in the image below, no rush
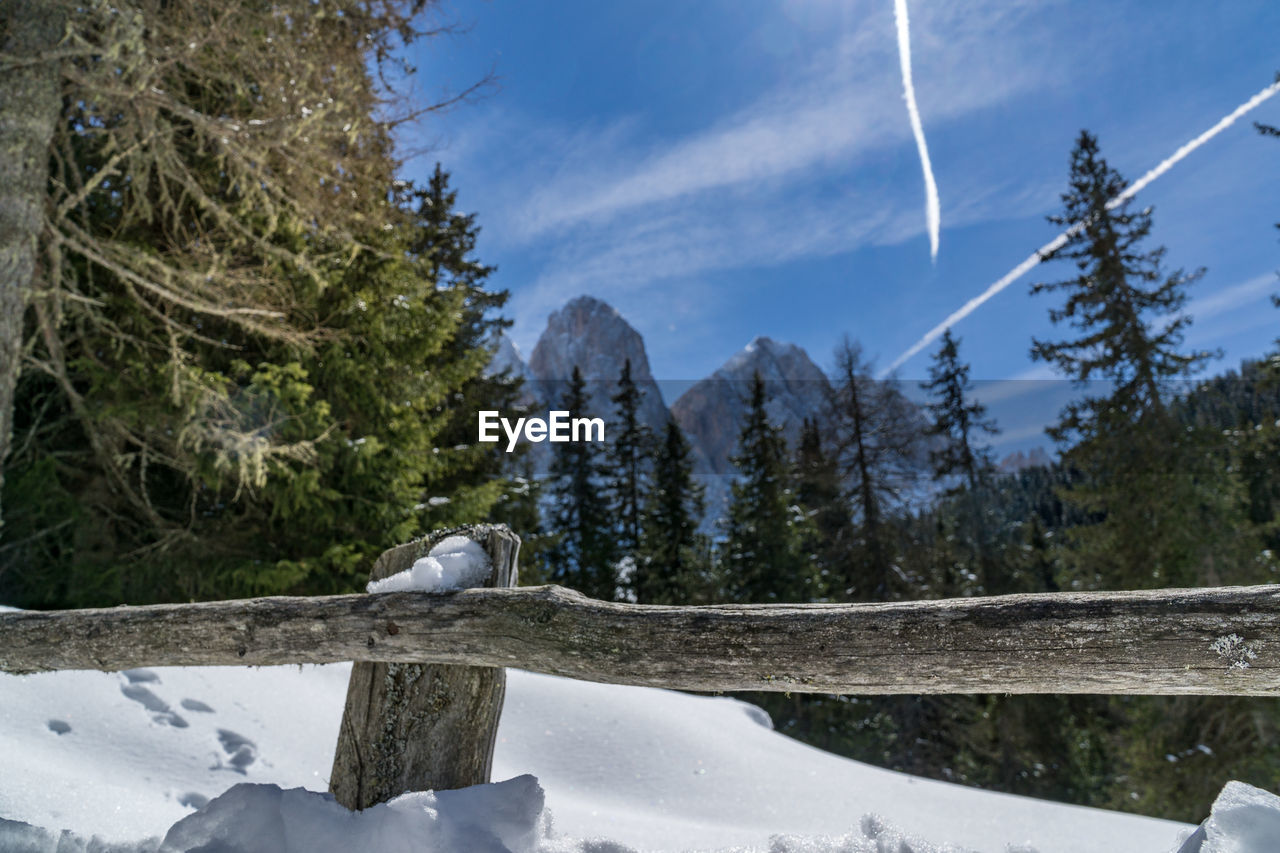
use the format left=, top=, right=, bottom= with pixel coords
left=329, top=524, right=520, bottom=809
left=0, top=1, right=63, bottom=531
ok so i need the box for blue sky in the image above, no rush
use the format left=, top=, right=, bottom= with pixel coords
left=399, top=0, right=1280, bottom=449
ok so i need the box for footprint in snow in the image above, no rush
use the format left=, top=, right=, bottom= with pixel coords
left=121, top=668, right=160, bottom=684
left=181, top=698, right=214, bottom=713
left=120, top=681, right=189, bottom=728
left=214, top=729, right=258, bottom=774
left=47, top=719, right=71, bottom=735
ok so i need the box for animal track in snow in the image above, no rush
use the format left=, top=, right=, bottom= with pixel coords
left=121, top=669, right=160, bottom=684
left=119, top=678, right=189, bottom=729
left=47, top=719, right=71, bottom=735
left=214, top=729, right=258, bottom=774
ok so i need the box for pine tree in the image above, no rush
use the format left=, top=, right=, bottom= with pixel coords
left=721, top=372, right=811, bottom=603
left=1032, top=131, right=1210, bottom=440
left=920, top=330, right=1007, bottom=594
left=0, top=0, right=441, bottom=534
left=794, top=418, right=854, bottom=600
left=546, top=366, right=617, bottom=600
left=2, top=168, right=518, bottom=605
left=634, top=419, right=707, bottom=604
left=608, top=359, right=652, bottom=559
left=921, top=330, right=998, bottom=493
left=492, top=454, right=553, bottom=587
left=407, top=165, right=523, bottom=531
left=0, top=2, right=516, bottom=604
left=1259, top=110, right=1280, bottom=378
left=1030, top=130, right=1245, bottom=590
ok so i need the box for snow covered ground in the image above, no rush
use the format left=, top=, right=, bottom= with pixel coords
left=0, top=658, right=1224, bottom=852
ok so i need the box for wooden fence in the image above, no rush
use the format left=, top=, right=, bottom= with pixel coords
left=1, top=523, right=1277, bottom=809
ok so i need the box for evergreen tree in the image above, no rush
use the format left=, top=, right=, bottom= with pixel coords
left=794, top=418, right=854, bottom=600
left=634, top=419, right=707, bottom=604
left=0, top=0, right=441, bottom=533
left=1030, top=130, right=1246, bottom=590
left=1028, top=130, right=1277, bottom=820
left=1258, top=108, right=1280, bottom=377
left=721, top=372, right=811, bottom=603
left=921, top=330, right=1007, bottom=594
left=608, top=359, right=652, bottom=559
left=1032, top=131, right=1209, bottom=439
left=546, top=366, right=617, bottom=600
left=921, top=330, right=998, bottom=492
left=493, top=453, right=553, bottom=587
left=2, top=169, right=516, bottom=604
left=407, top=165, right=523, bottom=531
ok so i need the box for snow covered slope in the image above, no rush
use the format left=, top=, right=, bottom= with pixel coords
left=0, top=663, right=1196, bottom=851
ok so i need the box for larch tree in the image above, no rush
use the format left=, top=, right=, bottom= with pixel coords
left=828, top=339, right=923, bottom=601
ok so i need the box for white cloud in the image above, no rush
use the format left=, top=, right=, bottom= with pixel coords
left=501, top=1, right=1061, bottom=245
left=1186, top=272, right=1277, bottom=322
left=448, top=0, right=1091, bottom=354
left=989, top=422, right=1055, bottom=447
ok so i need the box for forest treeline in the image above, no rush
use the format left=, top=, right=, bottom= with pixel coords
left=526, top=129, right=1280, bottom=822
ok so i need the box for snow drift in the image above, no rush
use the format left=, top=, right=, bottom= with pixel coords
left=0, top=659, right=1251, bottom=852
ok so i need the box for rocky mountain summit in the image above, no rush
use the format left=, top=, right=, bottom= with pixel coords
left=500, top=299, right=831, bottom=499
left=526, top=295, right=670, bottom=433
left=671, top=337, right=830, bottom=476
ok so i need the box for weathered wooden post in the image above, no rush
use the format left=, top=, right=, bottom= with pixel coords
left=329, top=523, right=520, bottom=809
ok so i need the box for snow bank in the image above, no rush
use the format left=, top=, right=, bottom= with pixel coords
left=0, top=776, right=1002, bottom=853
left=0, top=663, right=1195, bottom=852
left=1176, top=781, right=1280, bottom=853
left=12, top=776, right=1280, bottom=853
left=366, top=535, right=491, bottom=593
left=0, top=776, right=544, bottom=853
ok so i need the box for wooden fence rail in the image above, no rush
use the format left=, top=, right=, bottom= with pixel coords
left=5, top=523, right=1279, bottom=809
left=3, top=577, right=1278, bottom=697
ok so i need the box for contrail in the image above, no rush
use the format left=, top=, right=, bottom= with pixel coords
left=894, top=0, right=940, bottom=262
left=883, top=78, right=1280, bottom=376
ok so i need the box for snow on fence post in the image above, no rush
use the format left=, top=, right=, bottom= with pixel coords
left=329, top=524, right=520, bottom=810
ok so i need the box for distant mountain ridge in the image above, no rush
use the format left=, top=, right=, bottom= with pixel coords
left=526, top=296, right=670, bottom=435
left=500, top=297, right=830, bottom=495
left=671, top=336, right=830, bottom=477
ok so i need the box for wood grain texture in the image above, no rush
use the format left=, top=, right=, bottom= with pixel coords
left=329, top=524, right=519, bottom=807
left=3, top=582, right=1280, bottom=696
